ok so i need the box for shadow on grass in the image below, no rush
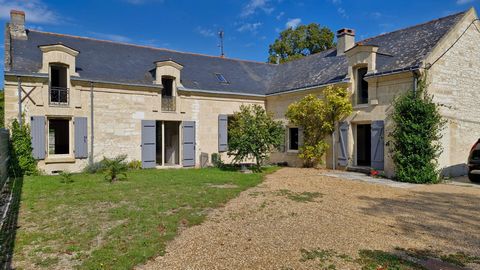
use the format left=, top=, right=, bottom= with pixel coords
left=358, top=190, right=480, bottom=252
left=0, top=176, right=23, bottom=269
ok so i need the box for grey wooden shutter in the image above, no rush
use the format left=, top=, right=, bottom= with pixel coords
left=371, top=120, right=385, bottom=170
left=338, top=122, right=349, bottom=167
left=74, top=117, right=88, bottom=159
left=141, top=120, right=156, bottom=168
left=182, top=121, right=196, bottom=167
left=30, top=116, right=46, bottom=160
left=218, top=114, right=228, bottom=152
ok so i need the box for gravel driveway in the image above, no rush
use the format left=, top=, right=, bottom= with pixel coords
left=137, top=168, right=480, bottom=270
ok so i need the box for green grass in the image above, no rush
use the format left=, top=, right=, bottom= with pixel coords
left=14, top=167, right=277, bottom=270
left=357, top=250, right=425, bottom=270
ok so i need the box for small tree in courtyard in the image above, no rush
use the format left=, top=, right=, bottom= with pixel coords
left=286, top=86, right=352, bottom=167
left=228, top=105, right=284, bottom=170
left=389, top=78, right=445, bottom=183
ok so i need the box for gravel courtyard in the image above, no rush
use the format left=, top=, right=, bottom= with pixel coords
left=138, top=168, right=480, bottom=270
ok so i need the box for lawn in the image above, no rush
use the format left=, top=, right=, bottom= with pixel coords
left=12, top=167, right=277, bottom=270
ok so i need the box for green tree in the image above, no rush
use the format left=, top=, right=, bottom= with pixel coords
left=228, top=104, right=284, bottom=169
left=0, top=89, right=4, bottom=128
left=389, top=79, right=445, bottom=183
left=268, top=23, right=335, bottom=64
left=286, top=86, right=352, bottom=167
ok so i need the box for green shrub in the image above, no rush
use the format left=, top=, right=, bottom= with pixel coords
left=59, top=171, right=74, bottom=183
left=83, top=161, right=106, bottom=174
left=102, top=155, right=128, bottom=183
left=9, top=118, right=38, bottom=176
left=389, top=79, right=445, bottom=184
left=127, top=160, right=142, bottom=170
left=211, top=153, right=223, bottom=168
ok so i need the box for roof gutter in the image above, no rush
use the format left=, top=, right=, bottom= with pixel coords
left=177, top=86, right=266, bottom=98
left=365, top=65, right=420, bottom=78
left=266, top=79, right=349, bottom=97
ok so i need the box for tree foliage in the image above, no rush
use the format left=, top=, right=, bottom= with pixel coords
left=268, top=23, right=335, bottom=64
left=286, top=86, right=352, bottom=167
left=9, top=118, right=38, bottom=176
left=228, top=104, right=284, bottom=169
left=389, top=79, right=445, bottom=183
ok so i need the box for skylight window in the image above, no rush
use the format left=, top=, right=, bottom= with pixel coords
left=215, top=73, right=228, bottom=83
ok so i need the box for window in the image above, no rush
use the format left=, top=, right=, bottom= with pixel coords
left=215, top=73, right=228, bottom=83
left=161, top=77, right=174, bottom=97
left=356, top=67, right=368, bottom=104
left=288, top=127, right=299, bottom=151
left=50, top=64, right=69, bottom=105
left=161, top=77, right=175, bottom=111
left=48, top=119, right=70, bottom=155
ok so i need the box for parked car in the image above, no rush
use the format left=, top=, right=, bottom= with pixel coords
left=468, top=139, right=480, bottom=182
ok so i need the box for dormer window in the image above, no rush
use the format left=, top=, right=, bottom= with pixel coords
left=49, top=64, right=69, bottom=105
left=356, top=67, right=368, bottom=104
left=161, top=76, right=175, bottom=111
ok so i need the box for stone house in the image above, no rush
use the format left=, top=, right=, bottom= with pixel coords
left=3, top=8, right=480, bottom=176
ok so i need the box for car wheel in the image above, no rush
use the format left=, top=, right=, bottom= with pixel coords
left=468, top=173, right=480, bottom=183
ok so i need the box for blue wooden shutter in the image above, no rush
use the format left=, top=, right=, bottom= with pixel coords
left=371, top=120, right=385, bottom=170
left=338, top=122, right=349, bottom=167
left=218, top=114, right=228, bottom=152
left=30, top=116, right=46, bottom=160
left=141, top=120, right=156, bottom=168
left=182, top=121, right=196, bottom=167
left=74, top=117, right=88, bottom=159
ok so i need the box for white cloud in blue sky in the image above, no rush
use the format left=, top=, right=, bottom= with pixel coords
left=285, top=18, right=301, bottom=29
left=0, top=0, right=61, bottom=24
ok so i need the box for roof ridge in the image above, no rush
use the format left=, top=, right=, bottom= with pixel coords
left=357, top=10, right=467, bottom=44
left=27, top=29, right=274, bottom=66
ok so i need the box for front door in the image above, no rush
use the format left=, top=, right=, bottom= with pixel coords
left=356, top=124, right=371, bottom=166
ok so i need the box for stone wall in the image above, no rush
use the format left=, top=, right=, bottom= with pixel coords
left=426, top=9, right=480, bottom=177
left=3, top=76, right=263, bottom=173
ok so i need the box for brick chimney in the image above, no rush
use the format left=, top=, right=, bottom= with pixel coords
left=9, top=10, right=27, bottom=40
left=336, top=28, right=355, bottom=56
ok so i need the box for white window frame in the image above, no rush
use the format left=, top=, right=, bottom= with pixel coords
left=46, top=117, right=74, bottom=158
left=287, top=127, right=300, bottom=153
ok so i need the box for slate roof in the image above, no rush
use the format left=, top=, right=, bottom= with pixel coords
left=6, top=10, right=466, bottom=96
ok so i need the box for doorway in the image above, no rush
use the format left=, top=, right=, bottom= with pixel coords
left=155, top=121, right=180, bottom=166
left=356, top=124, right=371, bottom=166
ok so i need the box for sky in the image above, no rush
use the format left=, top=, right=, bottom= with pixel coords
left=1, top=0, right=479, bottom=88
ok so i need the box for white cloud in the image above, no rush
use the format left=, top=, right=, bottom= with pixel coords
left=285, top=18, right=301, bottom=29
left=0, top=0, right=62, bottom=24
left=237, top=22, right=262, bottom=33
left=89, top=32, right=132, bottom=43
left=456, top=0, right=474, bottom=4
left=241, top=0, right=274, bottom=17
left=196, top=26, right=216, bottom=37
left=276, top=11, right=285, bottom=20
left=337, top=7, right=348, bottom=18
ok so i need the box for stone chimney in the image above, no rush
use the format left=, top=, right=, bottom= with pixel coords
left=336, top=28, right=355, bottom=56
left=10, top=10, right=27, bottom=40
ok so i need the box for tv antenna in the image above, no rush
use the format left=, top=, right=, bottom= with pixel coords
left=218, top=29, right=225, bottom=58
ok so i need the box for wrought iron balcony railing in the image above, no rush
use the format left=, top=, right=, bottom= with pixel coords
left=49, top=86, right=69, bottom=106
left=162, top=96, right=176, bottom=112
